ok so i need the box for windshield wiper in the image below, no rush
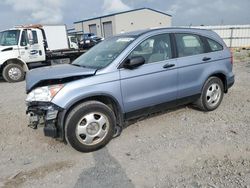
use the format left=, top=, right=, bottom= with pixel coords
left=71, top=64, right=90, bottom=68
left=71, top=64, right=81, bottom=67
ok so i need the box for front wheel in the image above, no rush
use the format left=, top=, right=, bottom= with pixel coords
left=65, top=101, right=116, bottom=152
left=195, top=77, right=224, bottom=111
left=2, top=63, right=25, bottom=82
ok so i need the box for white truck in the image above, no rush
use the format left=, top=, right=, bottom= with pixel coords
left=0, top=24, right=85, bottom=82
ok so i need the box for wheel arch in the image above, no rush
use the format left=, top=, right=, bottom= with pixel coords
left=205, top=72, right=228, bottom=93
left=1, top=58, right=29, bottom=72
left=59, top=94, right=124, bottom=141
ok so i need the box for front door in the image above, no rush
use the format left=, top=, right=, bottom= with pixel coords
left=19, top=29, right=45, bottom=63
left=120, top=33, right=178, bottom=115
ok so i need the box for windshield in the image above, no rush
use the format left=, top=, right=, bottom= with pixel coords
left=73, top=36, right=135, bottom=69
left=0, top=30, right=20, bottom=46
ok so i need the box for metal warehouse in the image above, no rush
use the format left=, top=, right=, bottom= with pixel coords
left=74, top=8, right=172, bottom=38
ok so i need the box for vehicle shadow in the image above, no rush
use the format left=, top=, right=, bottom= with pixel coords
left=0, top=77, right=5, bottom=83
left=74, top=147, right=135, bottom=188
left=123, top=104, right=202, bottom=129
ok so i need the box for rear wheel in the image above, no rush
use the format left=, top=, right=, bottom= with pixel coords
left=65, top=101, right=116, bottom=152
left=2, top=63, right=25, bottom=82
left=195, top=77, right=224, bottom=111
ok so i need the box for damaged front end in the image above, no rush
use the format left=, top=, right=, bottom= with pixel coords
left=25, top=83, right=66, bottom=139
left=26, top=102, right=63, bottom=138
left=25, top=64, right=97, bottom=141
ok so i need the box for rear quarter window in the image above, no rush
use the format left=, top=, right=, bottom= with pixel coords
left=207, top=38, right=223, bottom=52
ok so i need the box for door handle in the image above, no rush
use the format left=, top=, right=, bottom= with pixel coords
left=163, top=63, right=175, bottom=69
left=24, top=47, right=28, bottom=50
left=202, top=57, right=211, bottom=61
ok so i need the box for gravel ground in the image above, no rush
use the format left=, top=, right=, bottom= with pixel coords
left=0, top=51, right=250, bottom=188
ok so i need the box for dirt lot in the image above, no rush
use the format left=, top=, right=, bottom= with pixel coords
left=0, top=51, right=250, bottom=188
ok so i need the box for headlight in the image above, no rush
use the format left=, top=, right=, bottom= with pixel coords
left=85, top=40, right=90, bottom=44
left=26, top=84, right=64, bottom=102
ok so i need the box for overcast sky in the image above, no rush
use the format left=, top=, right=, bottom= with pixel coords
left=0, top=0, right=249, bottom=30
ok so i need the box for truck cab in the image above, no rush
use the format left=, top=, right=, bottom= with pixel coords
left=0, top=24, right=83, bottom=83
left=0, top=27, right=46, bottom=82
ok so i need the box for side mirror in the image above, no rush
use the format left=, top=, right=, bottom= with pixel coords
left=123, top=56, right=145, bottom=69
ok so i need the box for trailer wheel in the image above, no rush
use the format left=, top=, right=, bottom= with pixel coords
left=3, top=64, right=25, bottom=82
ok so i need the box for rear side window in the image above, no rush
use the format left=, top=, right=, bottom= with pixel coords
left=207, top=38, right=223, bottom=52
left=175, top=33, right=205, bottom=57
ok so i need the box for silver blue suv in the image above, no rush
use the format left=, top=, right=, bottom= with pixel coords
left=26, top=28, right=234, bottom=152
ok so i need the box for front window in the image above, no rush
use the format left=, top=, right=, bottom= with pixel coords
left=73, top=36, right=135, bottom=69
left=128, top=33, right=172, bottom=64
left=20, top=30, right=28, bottom=46
left=0, top=30, right=20, bottom=46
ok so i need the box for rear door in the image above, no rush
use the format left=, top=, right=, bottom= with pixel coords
left=174, top=33, right=209, bottom=99
left=119, top=33, right=178, bottom=115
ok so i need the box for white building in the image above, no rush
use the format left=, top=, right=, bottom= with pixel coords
left=74, top=8, right=172, bottom=38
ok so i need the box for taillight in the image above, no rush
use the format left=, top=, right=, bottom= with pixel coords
left=230, top=49, right=233, bottom=65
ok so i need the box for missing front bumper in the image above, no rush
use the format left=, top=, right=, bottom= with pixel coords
left=26, top=102, right=62, bottom=138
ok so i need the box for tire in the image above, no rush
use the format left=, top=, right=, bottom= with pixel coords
left=2, top=63, right=25, bottom=82
left=195, top=77, right=224, bottom=111
left=65, top=101, right=116, bottom=152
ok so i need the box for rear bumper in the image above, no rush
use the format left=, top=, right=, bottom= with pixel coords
left=26, top=102, right=64, bottom=139
left=227, top=74, right=235, bottom=89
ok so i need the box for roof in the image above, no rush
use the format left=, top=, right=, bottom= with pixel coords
left=115, top=27, right=217, bottom=39
left=119, top=27, right=206, bottom=34
left=74, top=8, right=172, bottom=24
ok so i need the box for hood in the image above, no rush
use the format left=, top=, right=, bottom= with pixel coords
left=26, top=64, right=97, bottom=93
